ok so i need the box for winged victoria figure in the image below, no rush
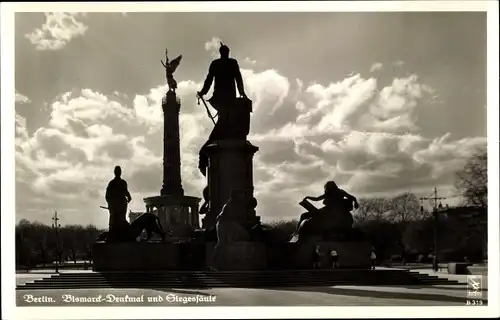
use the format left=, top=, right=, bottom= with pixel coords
left=161, top=48, right=182, bottom=93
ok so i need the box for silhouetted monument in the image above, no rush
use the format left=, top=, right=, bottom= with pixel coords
left=291, top=181, right=364, bottom=243
left=97, top=209, right=166, bottom=242
left=197, top=42, right=252, bottom=176
left=198, top=43, right=247, bottom=109
left=93, top=46, right=371, bottom=272
left=143, top=48, right=200, bottom=240
left=99, top=168, right=166, bottom=242
left=197, top=43, right=260, bottom=231
left=159, top=49, right=183, bottom=196
left=105, top=166, right=132, bottom=240
left=161, top=48, right=182, bottom=94
left=211, top=190, right=253, bottom=268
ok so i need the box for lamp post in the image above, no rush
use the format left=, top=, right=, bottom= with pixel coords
left=52, top=210, right=60, bottom=273
left=432, top=207, right=438, bottom=271
left=420, top=188, right=446, bottom=272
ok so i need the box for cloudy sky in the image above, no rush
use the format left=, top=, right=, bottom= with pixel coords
left=14, top=11, right=487, bottom=228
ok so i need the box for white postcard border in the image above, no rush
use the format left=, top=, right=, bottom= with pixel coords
left=2, top=1, right=498, bottom=319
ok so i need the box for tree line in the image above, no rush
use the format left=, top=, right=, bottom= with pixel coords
left=16, top=221, right=103, bottom=269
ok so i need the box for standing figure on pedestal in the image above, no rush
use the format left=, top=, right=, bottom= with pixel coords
left=197, top=43, right=252, bottom=176
left=161, top=48, right=183, bottom=93
left=198, top=42, right=247, bottom=109
left=105, top=166, right=132, bottom=240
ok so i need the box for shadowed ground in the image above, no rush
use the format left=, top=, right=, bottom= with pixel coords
left=16, top=285, right=485, bottom=306
left=15, top=267, right=487, bottom=306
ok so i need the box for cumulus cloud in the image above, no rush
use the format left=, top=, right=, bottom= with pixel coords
left=16, top=91, right=31, bottom=104
left=244, top=57, right=258, bottom=65
left=25, top=12, right=88, bottom=50
left=204, top=36, right=222, bottom=51
left=204, top=36, right=223, bottom=58
left=360, top=74, right=436, bottom=133
left=302, top=74, right=378, bottom=131
left=370, top=62, right=383, bottom=72
left=394, top=60, right=404, bottom=67
left=243, top=69, right=291, bottom=129
left=16, top=62, right=486, bottom=225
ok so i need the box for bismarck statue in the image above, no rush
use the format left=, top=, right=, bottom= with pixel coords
left=291, top=180, right=365, bottom=243
left=198, top=42, right=248, bottom=110
left=197, top=43, right=253, bottom=176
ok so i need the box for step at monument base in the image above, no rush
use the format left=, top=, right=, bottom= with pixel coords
left=16, top=269, right=461, bottom=290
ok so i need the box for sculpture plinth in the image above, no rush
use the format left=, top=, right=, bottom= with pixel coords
left=144, top=90, right=200, bottom=239
left=202, top=140, right=260, bottom=229
left=144, top=195, right=200, bottom=240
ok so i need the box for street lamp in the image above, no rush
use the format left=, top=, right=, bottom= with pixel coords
left=52, top=211, right=60, bottom=273
left=432, top=202, right=444, bottom=272
left=422, top=188, right=446, bottom=273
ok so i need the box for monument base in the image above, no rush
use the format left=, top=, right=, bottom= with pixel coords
left=203, top=140, right=260, bottom=230
left=266, top=242, right=372, bottom=270
left=143, top=195, right=201, bottom=240
left=92, top=241, right=180, bottom=271
left=92, top=241, right=267, bottom=271
left=92, top=240, right=370, bottom=271
left=206, top=242, right=267, bottom=270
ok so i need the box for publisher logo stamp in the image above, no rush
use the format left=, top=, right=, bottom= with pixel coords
left=467, top=275, right=482, bottom=298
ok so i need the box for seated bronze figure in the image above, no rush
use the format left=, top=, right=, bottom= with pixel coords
left=291, top=181, right=364, bottom=242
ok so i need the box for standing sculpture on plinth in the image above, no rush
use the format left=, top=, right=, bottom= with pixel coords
left=197, top=43, right=252, bottom=176
left=161, top=49, right=183, bottom=93
left=159, top=48, right=184, bottom=197
left=197, top=42, right=248, bottom=108
left=195, top=42, right=260, bottom=238
left=142, top=48, right=201, bottom=240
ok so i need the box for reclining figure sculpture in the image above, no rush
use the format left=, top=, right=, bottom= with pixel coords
left=96, top=210, right=167, bottom=242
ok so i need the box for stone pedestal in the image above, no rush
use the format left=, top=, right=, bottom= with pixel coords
left=92, top=242, right=180, bottom=271
left=161, top=91, right=184, bottom=197
left=205, top=242, right=267, bottom=270
left=92, top=241, right=267, bottom=271
left=287, top=241, right=372, bottom=269
left=144, top=195, right=201, bottom=240
left=202, top=140, right=260, bottom=229
left=141, top=90, right=201, bottom=240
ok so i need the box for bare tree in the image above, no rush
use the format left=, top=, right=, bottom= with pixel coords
left=388, top=192, right=423, bottom=222
left=385, top=192, right=425, bottom=259
left=456, top=147, right=487, bottom=208
left=355, top=197, right=391, bottom=221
